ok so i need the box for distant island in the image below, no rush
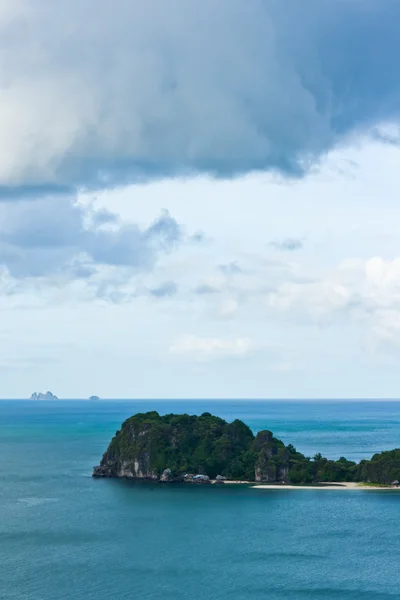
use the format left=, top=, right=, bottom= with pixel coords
left=92, top=411, right=400, bottom=485
left=88, top=396, right=101, bottom=401
left=29, top=391, right=58, bottom=400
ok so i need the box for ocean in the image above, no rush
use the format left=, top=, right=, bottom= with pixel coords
left=0, top=400, right=399, bottom=600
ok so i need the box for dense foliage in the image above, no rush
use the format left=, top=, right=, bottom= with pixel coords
left=97, top=411, right=400, bottom=484
left=106, top=411, right=256, bottom=479
left=354, top=449, right=400, bottom=484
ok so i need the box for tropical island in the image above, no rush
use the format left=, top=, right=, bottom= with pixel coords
left=29, top=391, right=59, bottom=400
left=93, top=411, right=400, bottom=487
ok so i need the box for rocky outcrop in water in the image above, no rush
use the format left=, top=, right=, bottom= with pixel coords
left=160, top=468, right=174, bottom=482
left=29, top=391, right=58, bottom=400
left=215, top=475, right=227, bottom=483
left=93, top=411, right=297, bottom=483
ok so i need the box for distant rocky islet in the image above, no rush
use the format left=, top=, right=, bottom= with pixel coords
left=29, top=393, right=101, bottom=401
left=29, top=391, right=58, bottom=401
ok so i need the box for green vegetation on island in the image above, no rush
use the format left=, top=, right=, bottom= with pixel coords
left=93, top=411, right=400, bottom=485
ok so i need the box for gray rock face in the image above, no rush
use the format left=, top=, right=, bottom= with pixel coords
left=255, top=464, right=276, bottom=482
left=160, top=468, right=174, bottom=482
left=253, top=430, right=290, bottom=483
left=215, top=475, right=227, bottom=483
left=92, top=463, right=114, bottom=478
left=181, top=474, right=210, bottom=484
left=93, top=419, right=161, bottom=480
left=92, top=457, right=158, bottom=480
left=29, top=391, right=58, bottom=400
left=192, top=474, right=210, bottom=484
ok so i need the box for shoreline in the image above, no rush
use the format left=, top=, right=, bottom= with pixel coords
left=251, top=482, right=400, bottom=490
left=94, top=476, right=400, bottom=490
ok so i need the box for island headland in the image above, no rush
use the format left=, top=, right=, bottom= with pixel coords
left=93, top=411, right=400, bottom=486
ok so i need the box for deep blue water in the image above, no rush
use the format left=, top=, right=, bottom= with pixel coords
left=0, top=400, right=399, bottom=600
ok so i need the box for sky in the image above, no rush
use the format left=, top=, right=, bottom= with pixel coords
left=2, top=1, right=400, bottom=398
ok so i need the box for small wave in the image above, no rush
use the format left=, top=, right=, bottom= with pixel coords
left=17, top=497, right=58, bottom=507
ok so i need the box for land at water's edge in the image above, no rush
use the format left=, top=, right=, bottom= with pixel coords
left=251, top=482, right=400, bottom=490
left=93, top=411, right=400, bottom=486
left=197, top=480, right=400, bottom=489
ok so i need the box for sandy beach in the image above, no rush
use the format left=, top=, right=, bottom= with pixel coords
left=252, top=482, right=400, bottom=490
left=213, top=480, right=400, bottom=490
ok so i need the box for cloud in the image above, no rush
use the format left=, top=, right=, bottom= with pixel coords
left=1, top=0, right=400, bottom=192
left=265, top=255, right=400, bottom=350
left=219, top=299, right=239, bottom=318
left=270, top=362, right=292, bottom=373
left=194, top=283, right=220, bottom=295
left=169, top=335, right=258, bottom=361
left=0, top=198, right=182, bottom=278
left=270, top=238, right=304, bottom=252
left=181, top=243, right=400, bottom=352
left=269, top=280, right=352, bottom=319
left=149, top=281, right=178, bottom=298
left=219, top=262, right=242, bottom=275
left=190, top=231, right=207, bottom=243
left=369, top=310, right=400, bottom=350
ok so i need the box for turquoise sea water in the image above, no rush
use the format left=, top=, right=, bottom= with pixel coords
left=0, top=400, right=399, bottom=600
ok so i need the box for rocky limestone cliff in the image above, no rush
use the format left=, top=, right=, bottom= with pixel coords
left=252, top=430, right=290, bottom=483
left=92, top=411, right=295, bottom=482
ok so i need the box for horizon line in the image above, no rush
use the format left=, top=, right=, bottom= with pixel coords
left=2, top=397, right=400, bottom=402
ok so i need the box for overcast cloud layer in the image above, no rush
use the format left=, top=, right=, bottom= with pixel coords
left=1, top=0, right=400, bottom=192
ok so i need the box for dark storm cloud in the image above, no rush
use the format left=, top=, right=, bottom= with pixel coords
left=1, top=0, right=400, bottom=193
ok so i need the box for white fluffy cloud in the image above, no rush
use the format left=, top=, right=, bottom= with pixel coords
left=1, top=0, right=400, bottom=191
left=266, top=256, right=400, bottom=348
left=169, top=335, right=258, bottom=361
